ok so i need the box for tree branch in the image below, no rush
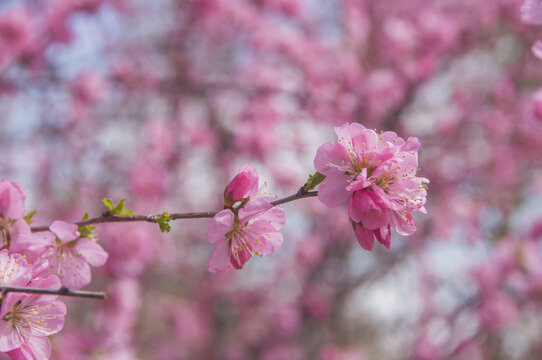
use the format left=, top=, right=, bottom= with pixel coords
left=0, top=286, right=107, bottom=299
left=30, top=190, right=318, bottom=232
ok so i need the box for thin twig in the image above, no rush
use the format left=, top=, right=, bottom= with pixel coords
left=30, top=190, right=318, bottom=232
left=0, top=286, right=107, bottom=299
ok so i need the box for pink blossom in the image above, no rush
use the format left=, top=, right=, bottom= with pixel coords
left=36, top=221, right=108, bottom=289
left=314, top=122, right=428, bottom=250
left=208, top=166, right=285, bottom=272
left=0, top=179, right=26, bottom=222
left=223, top=165, right=259, bottom=207
left=0, top=276, right=66, bottom=359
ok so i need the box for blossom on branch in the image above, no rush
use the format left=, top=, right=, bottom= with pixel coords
left=208, top=166, right=285, bottom=272
left=32, top=221, right=108, bottom=289
left=0, top=250, right=66, bottom=359
left=314, top=122, right=428, bottom=250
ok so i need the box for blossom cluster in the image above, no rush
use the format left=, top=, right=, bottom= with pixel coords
left=207, top=123, right=427, bottom=271
left=314, top=123, right=428, bottom=250
left=0, top=179, right=108, bottom=359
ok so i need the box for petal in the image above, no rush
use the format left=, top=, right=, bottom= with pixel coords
left=0, top=251, right=31, bottom=286
left=8, top=337, right=52, bottom=360
left=58, top=255, right=91, bottom=289
left=401, top=137, right=421, bottom=152
left=207, top=210, right=234, bottom=244
left=72, top=238, right=108, bottom=266
left=247, top=220, right=283, bottom=255
left=207, top=240, right=229, bottom=273
left=334, top=122, right=367, bottom=153
left=0, top=320, right=23, bottom=352
left=0, top=180, right=25, bottom=220
left=532, top=40, right=542, bottom=60
left=375, top=225, right=391, bottom=249
left=317, top=175, right=351, bottom=207
left=241, top=197, right=285, bottom=229
left=390, top=212, right=416, bottom=236
left=238, top=196, right=272, bottom=221
left=313, top=141, right=349, bottom=176
left=354, top=224, right=375, bottom=251
left=49, top=221, right=80, bottom=243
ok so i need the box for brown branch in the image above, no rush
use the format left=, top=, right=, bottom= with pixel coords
left=0, top=286, right=107, bottom=299
left=30, top=190, right=319, bottom=232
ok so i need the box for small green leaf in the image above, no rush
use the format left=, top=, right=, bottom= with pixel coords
left=23, top=210, right=37, bottom=225
left=113, top=199, right=126, bottom=214
left=103, top=198, right=134, bottom=217
left=78, top=225, right=96, bottom=238
left=81, top=213, right=90, bottom=220
left=102, top=198, right=114, bottom=211
left=157, top=212, right=171, bottom=233
left=118, top=208, right=135, bottom=217
left=303, top=172, right=326, bottom=192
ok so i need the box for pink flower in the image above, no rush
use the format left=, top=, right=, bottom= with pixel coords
left=0, top=250, right=32, bottom=287
left=223, top=165, right=259, bottom=207
left=36, top=221, right=108, bottom=289
left=0, top=179, right=26, bottom=222
left=314, top=123, right=428, bottom=250
left=208, top=166, right=285, bottom=272
left=0, top=276, right=66, bottom=359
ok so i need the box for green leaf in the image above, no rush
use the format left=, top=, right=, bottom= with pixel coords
left=23, top=210, right=37, bottom=225
left=102, top=198, right=114, bottom=211
left=157, top=212, right=171, bottom=233
left=78, top=224, right=96, bottom=238
left=303, top=172, right=326, bottom=192
left=102, top=198, right=134, bottom=217
left=81, top=213, right=90, bottom=220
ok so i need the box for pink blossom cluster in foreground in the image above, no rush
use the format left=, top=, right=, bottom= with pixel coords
left=314, top=123, right=428, bottom=250
left=0, top=179, right=107, bottom=359
left=208, top=165, right=286, bottom=272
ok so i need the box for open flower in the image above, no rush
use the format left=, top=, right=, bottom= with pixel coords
left=36, top=221, right=108, bottom=289
left=0, top=276, right=66, bottom=359
left=0, top=180, right=27, bottom=249
left=314, top=122, right=428, bottom=250
left=208, top=166, right=285, bottom=272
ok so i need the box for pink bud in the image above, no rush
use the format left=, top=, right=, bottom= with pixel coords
left=223, top=165, right=258, bottom=207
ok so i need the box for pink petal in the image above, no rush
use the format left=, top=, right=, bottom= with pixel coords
left=400, top=136, right=421, bottom=152
left=354, top=224, right=375, bottom=251
left=248, top=220, right=284, bottom=255
left=207, top=210, right=234, bottom=244
left=49, top=221, right=80, bottom=243
left=375, top=225, right=391, bottom=249
left=0, top=320, right=23, bottom=352
left=334, top=122, right=367, bottom=153
left=8, top=337, right=51, bottom=360
left=238, top=196, right=272, bottom=221
left=317, top=175, right=350, bottom=207
left=207, top=240, right=229, bottom=273
left=0, top=251, right=31, bottom=287
left=313, top=141, right=349, bottom=176
left=390, top=211, right=416, bottom=236
left=241, top=197, right=285, bottom=229
left=0, top=180, right=25, bottom=220
left=532, top=40, right=542, bottom=60
left=72, top=238, right=108, bottom=266
left=58, top=255, right=91, bottom=289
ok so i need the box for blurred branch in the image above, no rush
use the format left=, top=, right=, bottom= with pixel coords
left=0, top=286, right=107, bottom=300
left=30, top=190, right=318, bottom=232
